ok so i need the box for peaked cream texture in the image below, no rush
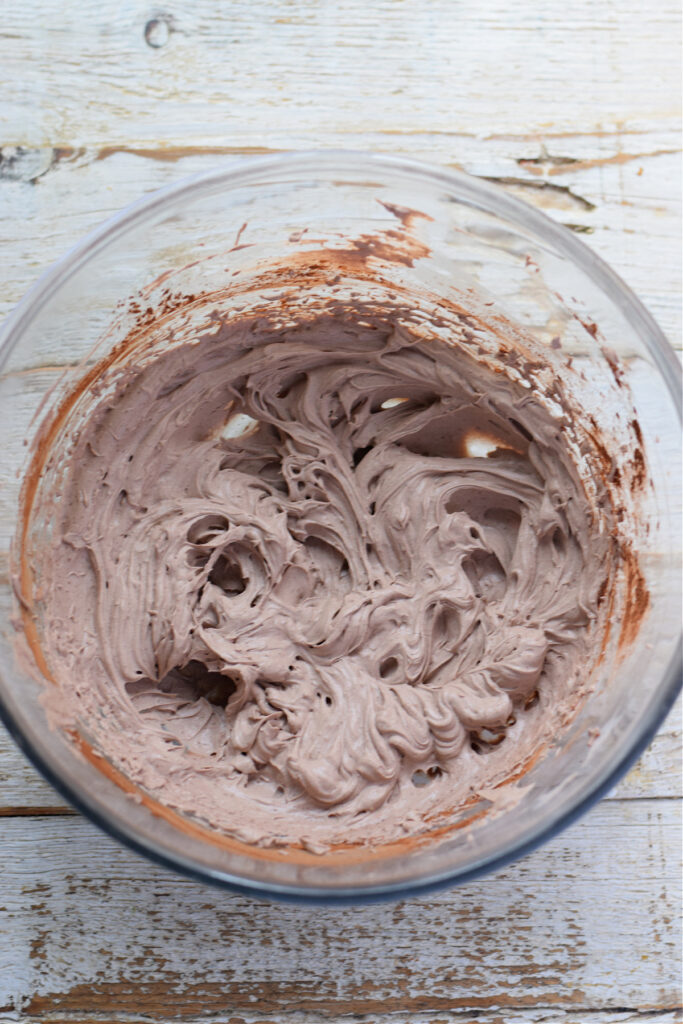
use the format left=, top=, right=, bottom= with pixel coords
left=38, top=309, right=610, bottom=848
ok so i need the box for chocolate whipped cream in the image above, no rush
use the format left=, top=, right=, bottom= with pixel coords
left=32, top=303, right=612, bottom=849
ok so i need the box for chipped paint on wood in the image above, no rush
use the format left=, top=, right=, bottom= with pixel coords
left=0, top=0, right=681, bottom=1017
left=0, top=144, right=680, bottom=346
left=0, top=804, right=681, bottom=1016
left=8, top=1014, right=683, bottom=1024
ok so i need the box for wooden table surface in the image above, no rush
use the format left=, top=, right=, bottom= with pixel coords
left=1, top=1, right=681, bottom=1020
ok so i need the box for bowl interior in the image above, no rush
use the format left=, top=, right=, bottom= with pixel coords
left=0, top=153, right=680, bottom=899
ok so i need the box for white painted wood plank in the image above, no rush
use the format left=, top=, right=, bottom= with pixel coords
left=0, top=800, right=680, bottom=1017
left=1, top=145, right=680, bottom=348
left=0, top=0, right=680, bottom=346
left=5, top=1013, right=682, bottom=1024
left=1, top=0, right=680, bottom=146
left=0, top=0, right=680, bottom=1016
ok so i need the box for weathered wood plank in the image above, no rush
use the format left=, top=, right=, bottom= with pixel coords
left=1, top=142, right=680, bottom=345
left=0, top=0, right=681, bottom=1017
left=1, top=0, right=680, bottom=146
left=1, top=0, right=681, bottom=343
left=5, top=1013, right=683, bottom=1024
left=0, top=800, right=680, bottom=1017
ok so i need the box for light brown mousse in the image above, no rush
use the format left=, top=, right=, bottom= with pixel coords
left=31, top=305, right=612, bottom=850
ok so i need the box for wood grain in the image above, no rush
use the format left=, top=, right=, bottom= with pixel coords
left=0, top=0, right=681, bottom=345
left=0, top=145, right=680, bottom=347
left=0, top=801, right=680, bottom=1018
left=7, top=1015, right=683, bottom=1024
left=1, top=0, right=680, bottom=145
left=6, top=1016, right=683, bottom=1024
left=0, top=0, right=681, bottom=1018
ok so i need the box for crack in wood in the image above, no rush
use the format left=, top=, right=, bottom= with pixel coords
left=564, top=223, right=595, bottom=234
left=481, top=176, right=597, bottom=212
left=22, top=986, right=593, bottom=1017
left=517, top=148, right=680, bottom=177
left=0, top=806, right=77, bottom=817
left=19, top=983, right=683, bottom=1018
left=94, top=144, right=282, bottom=163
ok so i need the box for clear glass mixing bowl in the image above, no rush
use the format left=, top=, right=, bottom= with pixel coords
left=0, top=152, right=680, bottom=902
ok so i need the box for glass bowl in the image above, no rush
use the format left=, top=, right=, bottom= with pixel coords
left=0, top=151, right=680, bottom=903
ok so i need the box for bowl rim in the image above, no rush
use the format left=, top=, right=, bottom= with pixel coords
left=0, top=149, right=680, bottom=903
